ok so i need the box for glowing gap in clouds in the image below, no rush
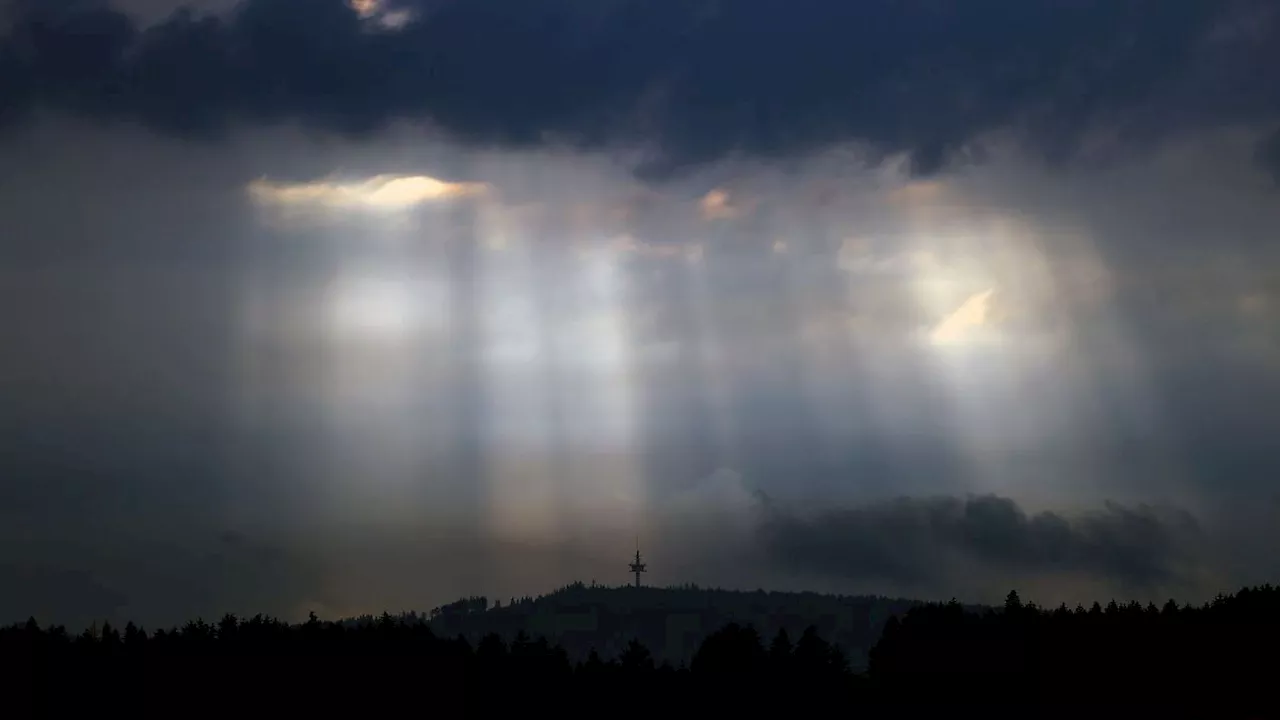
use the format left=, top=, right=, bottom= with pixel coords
left=699, top=188, right=740, bottom=220
left=931, top=288, right=996, bottom=345
left=247, top=174, right=488, bottom=212
left=348, top=0, right=415, bottom=29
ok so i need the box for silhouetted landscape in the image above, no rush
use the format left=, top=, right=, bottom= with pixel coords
left=384, top=582, right=926, bottom=668
left=6, top=1, right=1280, bottom=718
left=6, top=583, right=1277, bottom=718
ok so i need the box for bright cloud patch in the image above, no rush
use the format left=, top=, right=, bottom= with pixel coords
left=247, top=174, right=488, bottom=212
left=348, top=0, right=415, bottom=30
left=931, top=288, right=997, bottom=345
left=699, top=188, right=740, bottom=220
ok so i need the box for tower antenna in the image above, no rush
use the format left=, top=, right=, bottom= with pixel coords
left=628, top=540, right=647, bottom=589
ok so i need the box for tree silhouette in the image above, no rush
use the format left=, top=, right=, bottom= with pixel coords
left=3, top=583, right=1278, bottom=718
left=620, top=638, right=654, bottom=672
left=768, top=627, right=793, bottom=668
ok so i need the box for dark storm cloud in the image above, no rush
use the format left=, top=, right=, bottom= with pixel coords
left=0, top=564, right=127, bottom=628
left=0, top=517, right=327, bottom=629
left=759, top=494, right=1205, bottom=594
left=3, top=0, right=1277, bottom=176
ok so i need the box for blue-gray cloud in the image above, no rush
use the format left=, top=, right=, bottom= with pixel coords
left=759, top=494, right=1207, bottom=597
left=3, top=0, right=1278, bottom=177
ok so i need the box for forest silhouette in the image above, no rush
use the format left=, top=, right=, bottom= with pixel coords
left=4, top=584, right=1278, bottom=718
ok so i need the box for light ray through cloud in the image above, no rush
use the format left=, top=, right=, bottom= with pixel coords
left=183, top=125, right=1280, bottom=612
left=5, top=0, right=1280, bottom=630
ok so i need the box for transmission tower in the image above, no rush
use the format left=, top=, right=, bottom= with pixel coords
left=629, top=544, right=647, bottom=589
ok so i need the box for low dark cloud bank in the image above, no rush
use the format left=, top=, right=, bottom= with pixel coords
left=0, top=564, right=127, bottom=630
left=2, top=0, right=1278, bottom=177
left=759, top=494, right=1205, bottom=598
left=0, top=523, right=326, bottom=629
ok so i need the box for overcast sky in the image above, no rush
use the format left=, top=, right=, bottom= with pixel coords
left=2, top=0, right=1279, bottom=630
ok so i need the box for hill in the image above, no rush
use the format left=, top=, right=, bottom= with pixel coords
left=345, top=582, right=942, bottom=668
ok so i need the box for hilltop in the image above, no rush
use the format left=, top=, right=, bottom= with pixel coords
left=344, top=582, right=939, bottom=668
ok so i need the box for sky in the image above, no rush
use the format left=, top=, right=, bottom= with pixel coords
left=2, top=0, right=1280, bottom=630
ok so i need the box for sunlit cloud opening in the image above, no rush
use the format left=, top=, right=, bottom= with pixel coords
left=247, top=174, right=488, bottom=212
left=931, top=288, right=997, bottom=346
left=347, top=0, right=415, bottom=30
left=699, top=188, right=740, bottom=220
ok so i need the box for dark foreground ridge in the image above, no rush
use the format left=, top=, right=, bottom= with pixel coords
left=3, top=585, right=1278, bottom=718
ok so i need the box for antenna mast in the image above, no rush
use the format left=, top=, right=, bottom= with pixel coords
left=628, top=541, right=647, bottom=589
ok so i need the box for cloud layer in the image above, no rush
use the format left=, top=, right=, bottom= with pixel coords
left=3, top=0, right=1278, bottom=177
left=759, top=494, right=1208, bottom=600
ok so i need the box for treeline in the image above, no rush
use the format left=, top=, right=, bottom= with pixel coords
left=3, top=585, right=1278, bottom=718
left=871, top=585, right=1280, bottom=714
left=0, top=613, right=849, bottom=718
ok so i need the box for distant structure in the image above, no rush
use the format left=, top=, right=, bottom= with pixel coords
left=629, top=546, right=647, bottom=588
